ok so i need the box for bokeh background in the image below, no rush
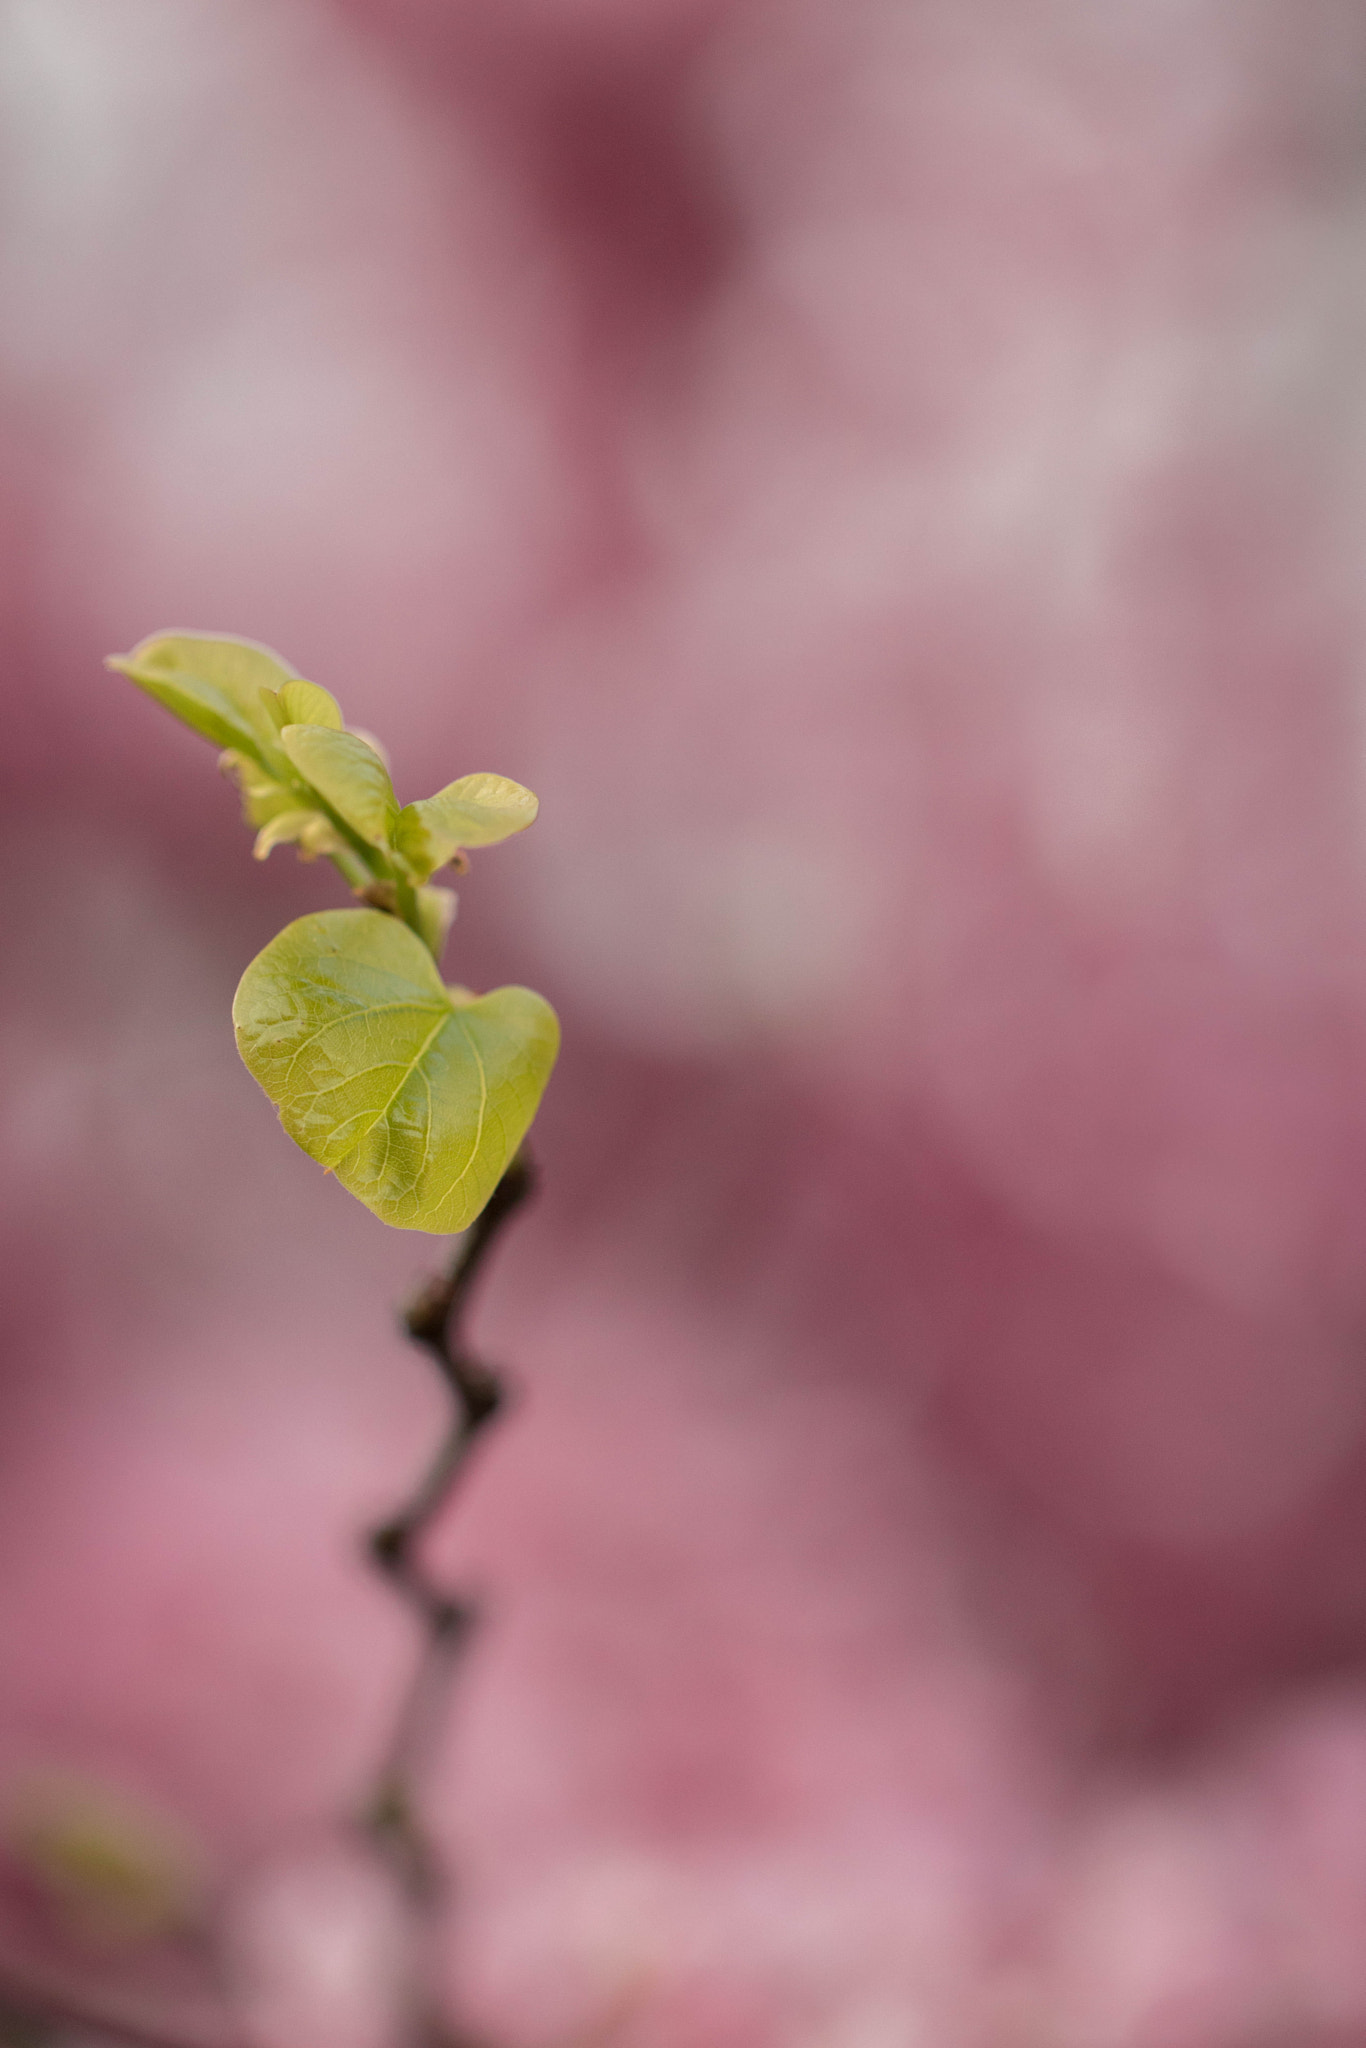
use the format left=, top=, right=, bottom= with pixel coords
left=8, top=1, right=1366, bottom=2042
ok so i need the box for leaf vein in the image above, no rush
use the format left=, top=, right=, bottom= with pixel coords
left=279, top=997, right=444, bottom=1086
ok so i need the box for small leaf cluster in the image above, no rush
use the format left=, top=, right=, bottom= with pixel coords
left=111, top=633, right=558, bottom=1234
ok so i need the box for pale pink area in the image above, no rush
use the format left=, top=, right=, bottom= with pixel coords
left=5, top=1, right=1366, bottom=2043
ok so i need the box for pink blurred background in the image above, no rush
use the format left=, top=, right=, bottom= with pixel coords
left=7, top=1, right=1366, bottom=2042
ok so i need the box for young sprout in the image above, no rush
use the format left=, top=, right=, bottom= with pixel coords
left=110, top=632, right=558, bottom=1234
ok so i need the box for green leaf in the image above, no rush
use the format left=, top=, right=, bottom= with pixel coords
left=394, top=774, right=539, bottom=880
left=251, top=809, right=344, bottom=863
left=415, top=884, right=458, bottom=959
left=233, top=909, right=558, bottom=1233
left=280, top=725, right=398, bottom=849
left=108, top=632, right=296, bottom=762
left=219, top=749, right=295, bottom=830
left=277, top=679, right=344, bottom=729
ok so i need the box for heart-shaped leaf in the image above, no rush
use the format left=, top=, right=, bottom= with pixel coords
left=233, top=909, right=558, bottom=1233
left=394, top=774, right=539, bottom=880
left=280, top=725, right=398, bottom=849
left=109, top=633, right=296, bottom=762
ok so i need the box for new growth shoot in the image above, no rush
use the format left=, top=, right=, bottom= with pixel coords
left=104, top=630, right=560, bottom=2048
left=110, top=632, right=559, bottom=1233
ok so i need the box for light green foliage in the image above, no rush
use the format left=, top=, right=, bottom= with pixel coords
left=235, top=911, right=558, bottom=1233
left=111, top=630, right=558, bottom=1233
left=110, top=632, right=296, bottom=759
left=416, top=883, right=459, bottom=959
left=280, top=723, right=399, bottom=850
left=394, top=773, right=539, bottom=880
left=277, top=677, right=343, bottom=729
left=251, top=806, right=345, bottom=863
